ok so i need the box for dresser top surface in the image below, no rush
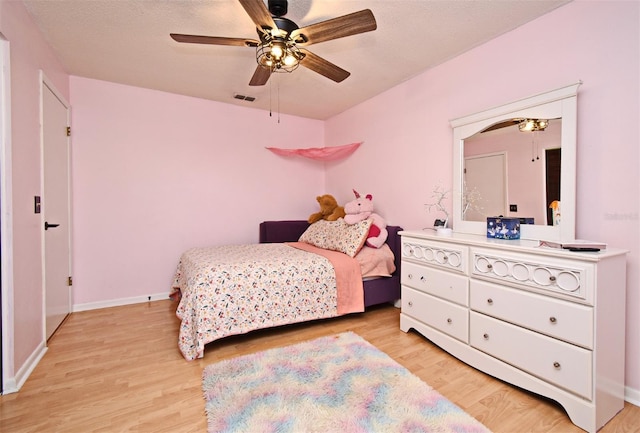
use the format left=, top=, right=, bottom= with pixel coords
left=400, top=229, right=628, bottom=261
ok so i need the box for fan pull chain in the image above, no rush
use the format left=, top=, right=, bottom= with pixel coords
left=267, top=71, right=281, bottom=123
left=531, top=133, right=535, bottom=162
left=269, top=72, right=273, bottom=117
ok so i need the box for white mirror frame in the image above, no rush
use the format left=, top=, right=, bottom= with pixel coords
left=451, top=82, right=581, bottom=242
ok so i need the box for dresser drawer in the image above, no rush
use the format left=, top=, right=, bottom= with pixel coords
left=402, top=287, right=469, bottom=343
left=402, top=261, right=469, bottom=306
left=470, top=312, right=592, bottom=399
left=402, top=237, right=468, bottom=274
left=470, top=248, right=593, bottom=303
left=470, top=280, right=593, bottom=349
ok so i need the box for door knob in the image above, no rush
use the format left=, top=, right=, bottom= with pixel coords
left=44, top=221, right=60, bottom=230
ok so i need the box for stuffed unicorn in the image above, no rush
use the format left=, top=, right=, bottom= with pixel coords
left=343, top=189, right=388, bottom=248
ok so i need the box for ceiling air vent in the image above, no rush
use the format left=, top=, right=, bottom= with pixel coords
left=234, top=94, right=256, bottom=102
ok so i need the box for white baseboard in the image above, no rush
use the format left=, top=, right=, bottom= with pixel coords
left=626, top=385, right=640, bottom=407
left=2, top=342, right=47, bottom=395
left=72, top=292, right=170, bottom=312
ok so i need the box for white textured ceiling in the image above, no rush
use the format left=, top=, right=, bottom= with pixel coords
left=23, top=0, right=570, bottom=120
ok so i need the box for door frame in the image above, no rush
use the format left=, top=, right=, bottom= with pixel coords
left=39, top=72, right=72, bottom=343
left=0, top=35, right=13, bottom=395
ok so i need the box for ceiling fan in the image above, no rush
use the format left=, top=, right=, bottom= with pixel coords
left=170, top=0, right=377, bottom=86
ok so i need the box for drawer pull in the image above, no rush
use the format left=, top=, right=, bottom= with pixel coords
left=487, top=298, right=493, bottom=305
left=447, top=318, right=452, bottom=324
left=407, top=301, right=413, bottom=307
left=549, top=316, right=557, bottom=323
left=486, top=263, right=493, bottom=269
left=408, top=273, right=413, bottom=280
left=483, top=333, right=489, bottom=340
left=443, top=256, right=448, bottom=262
left=549, top=275, right=557, bottom=282
left=553, top=362, right=561, bottom=369
left=420, top=276, right=426, bottom=282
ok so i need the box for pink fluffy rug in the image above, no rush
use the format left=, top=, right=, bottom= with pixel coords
left=202, top=332, right=491, bottom=432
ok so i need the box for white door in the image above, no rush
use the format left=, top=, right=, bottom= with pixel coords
left=42, top=80, right=71, bottom=340
left=464, top=153, right=506, bottom=221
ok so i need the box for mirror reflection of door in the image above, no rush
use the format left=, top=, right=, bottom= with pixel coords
left=545, top=148, right=561, bottom=225
left=464, top=153, right=506, bottom=221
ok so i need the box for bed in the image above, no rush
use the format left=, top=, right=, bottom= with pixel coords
left=172, top=219, right=402, bottom=360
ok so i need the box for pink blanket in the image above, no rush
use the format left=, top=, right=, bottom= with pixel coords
left=287, top=242, right=365, bottom=315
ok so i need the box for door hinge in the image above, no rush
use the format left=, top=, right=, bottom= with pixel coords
left=68, top=276, right=73, bottom=286
left=66, top=126, right=71, bottom=137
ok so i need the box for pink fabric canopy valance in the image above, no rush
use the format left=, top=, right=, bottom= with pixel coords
left=266, top=142, right=361, bottom=162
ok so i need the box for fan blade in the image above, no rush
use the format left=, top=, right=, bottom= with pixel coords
left=299, top=50, right=350, bottom=83
left=249, top=65, right=272, bottom=86
left=291, top=9, right=376, bottom=46
left=482, top=119, right=521, bottom=133
left=238, top=0, right=277, bottom=32
left=170, top=33, right=259, bottom=47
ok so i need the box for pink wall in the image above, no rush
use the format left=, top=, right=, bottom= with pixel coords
left=325, top=1, right=639, bottom=398
left=0, top=1, right=69, bottom=384
left=70, top=77, right=325, bottom=307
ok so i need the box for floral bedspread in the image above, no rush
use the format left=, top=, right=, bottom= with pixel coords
left=172, top=243, right=354, bottom=360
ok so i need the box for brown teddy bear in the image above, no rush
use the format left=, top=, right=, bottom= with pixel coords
left=308, top=194, right=346, bottom=223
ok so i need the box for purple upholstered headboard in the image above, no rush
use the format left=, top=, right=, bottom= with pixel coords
left=259, top=220, right=311, bottom=244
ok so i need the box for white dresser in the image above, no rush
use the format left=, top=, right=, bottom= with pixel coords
left=399, top=230, right=627, bottom=433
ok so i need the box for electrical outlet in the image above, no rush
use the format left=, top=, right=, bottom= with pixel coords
left=509, top=204, right=518, bottom=212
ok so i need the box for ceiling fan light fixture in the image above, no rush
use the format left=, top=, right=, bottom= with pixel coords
left=256, top=38, right=301, bottom=73
left=171, top=0, right=378, bottom=86
left=519, top=119, right=535, bottom=132
left=519, top=118, right=548, bottom=132
left=271, top=41, right=285, bottom=59
left=283, top=53, right=297, bottom=66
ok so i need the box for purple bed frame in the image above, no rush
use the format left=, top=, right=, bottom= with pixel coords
left=259, top=220, right=402, bottom=307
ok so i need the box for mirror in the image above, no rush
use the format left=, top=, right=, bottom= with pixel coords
left=462, top=117, right=562, bottom=224
left=451, top=82, right=581, bottom=241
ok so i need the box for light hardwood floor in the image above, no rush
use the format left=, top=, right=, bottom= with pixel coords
left=1, top=300, right=638, bottom=432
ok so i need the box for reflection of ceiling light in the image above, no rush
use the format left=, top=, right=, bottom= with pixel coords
left=256, top=36, right=303, bottom=74
left=519, top=118, right=549, bottom=132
